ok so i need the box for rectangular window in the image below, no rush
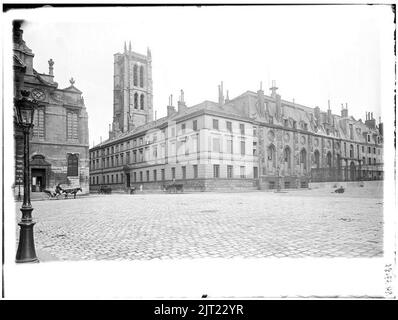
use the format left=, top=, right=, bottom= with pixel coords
left=269, top=117, right=274, bottom=124
left=253, top=142, right=257, bottom=156
left=253, top=126, right=257, bottom=136
left=368, top=147, right=371, bottom=153
left=227, top=165, right=233, bottom=179
left=107, top=175, right=109, bottom=183
left=193, top=165, right=198, bottom=178
left=33, top=108, right=45, bottom=139
left=293, top=121, right=297, bottom=129
left=127, top=152, right=130, bottom=164
left=181, top=123, right=186, bottom=134
left=171, top=167, right=176, bottom=179
left=182, top=166, right=186, bottom=179
left=139, top=149, right=143, bottom=162
left=212, top=138, right=220, bottom=153
left=111, top=175, right=114, bottom=183
left=240, top=123, right=245, bottom=135
left=116, top=174, right=118, bottom=183
left=133, top=172, right=137, bottom=182
left=146, top=170, right=150, bottom=181
left=362, top=146, right=364, bottom=152
left=193, top=120, right=198, bottom=131
left=153, top=146, right=158, bottom=158
left=253, top=167, right=258, bottom=178
left=240, top=140, right=245, bottom=155
left=213, top=164, right=220, bottom=178
left=240, top=166, right=246, bottom=178
left=171, top=127, right=175, bottom=137
left=161, top=169, right=165, bottom=181
left=133, top=151, right=137, bottom=163
left=213, top=119, right=219, bottom=130
left=121, top=174, right=124, bottom=183
left=349, top=124, right=354, bottom=140
left=153, top=170, right=157, bottom=181
left=66, top=111, right=78, bottom=140
left=140, top=171, right=143, bottom=182
left=227, top=140, right=233, bottom=154
left=373, top=147, right=376, bottom=154
left=226, top=121, right=232, bottom=133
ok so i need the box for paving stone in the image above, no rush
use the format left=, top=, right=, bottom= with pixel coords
left=15, top=185, right=384, bottom=261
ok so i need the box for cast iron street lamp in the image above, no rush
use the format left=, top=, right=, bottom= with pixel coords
left=14, top=89, right=39, bottom=263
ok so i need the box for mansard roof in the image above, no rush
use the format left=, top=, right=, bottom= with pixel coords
left=93, top=87, right=382, bottom=150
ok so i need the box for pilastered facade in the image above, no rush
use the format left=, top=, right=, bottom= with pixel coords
left=13, top=21, right=90, bottom=196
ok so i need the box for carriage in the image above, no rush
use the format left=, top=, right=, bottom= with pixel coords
left=163, top=183, right=184, bottom=193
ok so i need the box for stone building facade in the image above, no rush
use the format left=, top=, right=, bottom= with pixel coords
left=89, top=46, right=383, bottom=193
left=13, top=21, right=90, bottom=195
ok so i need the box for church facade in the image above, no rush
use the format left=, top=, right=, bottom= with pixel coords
left=89, top=44, right=383, bottom=192
left=13, top=21, right=90, bottom=196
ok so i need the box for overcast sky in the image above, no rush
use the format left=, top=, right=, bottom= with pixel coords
left=15, top=5, right=394, bottom=146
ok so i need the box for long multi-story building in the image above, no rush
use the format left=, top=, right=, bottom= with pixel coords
left=89, top=44, right=383, bottom=192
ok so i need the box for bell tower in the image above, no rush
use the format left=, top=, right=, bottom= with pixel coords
left=112, top=42, right=153, bottom=135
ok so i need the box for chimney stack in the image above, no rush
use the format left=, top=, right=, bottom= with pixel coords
left=365, top=111, right=376, bottom=129
left=167, top=94, right=176, bottom=117
left=270, top=80, right=278, bottom=98
left=218, top=81, right=225, bottom=105
left=257, top=82, right=265, bottom=117
left=341, top=103, right=348, bottom=118
left=178, top=89, right=187, bottom=113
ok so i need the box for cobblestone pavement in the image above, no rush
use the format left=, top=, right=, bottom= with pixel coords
left=15, top=183, right=384, bottom=260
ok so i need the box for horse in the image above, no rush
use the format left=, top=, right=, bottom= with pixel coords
left=62, top=187, right=82, bottom=199
left=163, top=183, right=184, bottom=193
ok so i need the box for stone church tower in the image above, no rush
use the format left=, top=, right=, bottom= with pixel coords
left=111, top=42, right=153, bottom=137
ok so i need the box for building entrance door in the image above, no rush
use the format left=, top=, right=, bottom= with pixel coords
left=31, top=168, right=46, bottom=192
left=126, top=173, right=130, bottom=187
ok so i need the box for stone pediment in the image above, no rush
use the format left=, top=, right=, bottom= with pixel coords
left=30, top=154, right=51, bottom=167
left=62, top=85, right=82, bottom=94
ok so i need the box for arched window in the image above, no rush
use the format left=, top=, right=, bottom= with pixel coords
left=314, top=150, right=320, bottom=169
left=139, top=65, right=144, bottom=87
left=327, top=151, right=332, bottom=168
left=67, top=154, right=79, bottom=177
left=133, top=64, right=138, bottom=86
left=300, top=148, right=307, bottom=170
left=134, top=93, right=138, bottom=109
left=140, top=94, right=145, bottom=110
left=283, top=146, right=291, bottom=169
left=350, top=144, right=354, bottom=158
left=267, top=144, right=276, bottom=168
left=337, top=154, right=341, bottom=169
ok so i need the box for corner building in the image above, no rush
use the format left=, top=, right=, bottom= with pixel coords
left=89, top=46, right=383, bottom=192
left=13, top=22, right=90, bottom=195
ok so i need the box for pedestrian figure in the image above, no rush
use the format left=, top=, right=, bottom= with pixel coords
left=140, top=184, right=143, bottom=192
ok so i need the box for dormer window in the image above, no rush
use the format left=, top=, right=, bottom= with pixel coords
left=284, top=119, right=289, bottom=127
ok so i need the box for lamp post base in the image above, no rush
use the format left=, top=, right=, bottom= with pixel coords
left=16, top=220, right=39, bottom=263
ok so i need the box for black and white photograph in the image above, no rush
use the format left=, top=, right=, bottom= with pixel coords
left=1, top=2, right=396, bottom=300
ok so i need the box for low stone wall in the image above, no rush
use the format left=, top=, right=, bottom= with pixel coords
left=309, top=180, right=383, bottom=189
left=89, top=178, right=258, bottom=193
